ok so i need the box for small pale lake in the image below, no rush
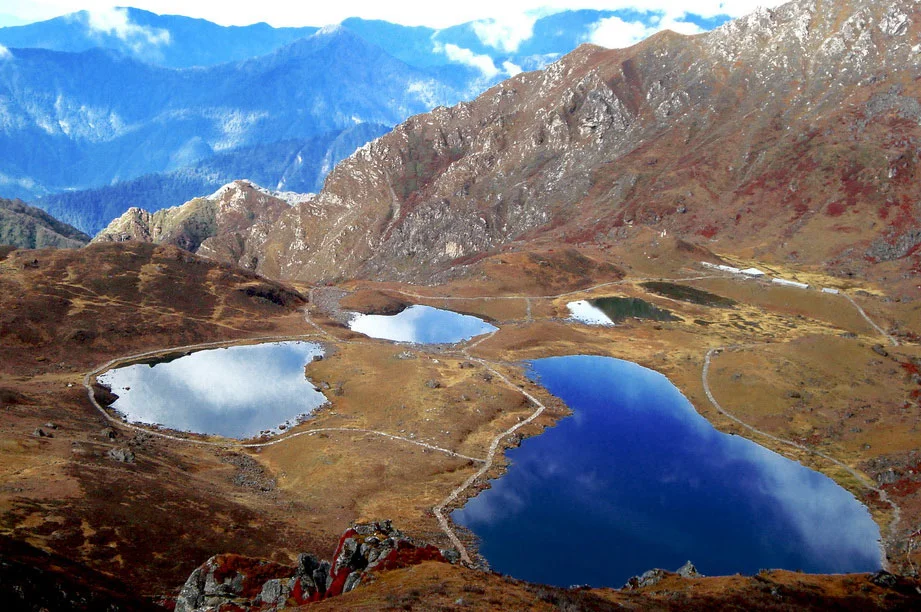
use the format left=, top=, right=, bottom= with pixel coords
left=97, top=341, right=326, bottom=439
left=348, top=304, right=497, bottom=344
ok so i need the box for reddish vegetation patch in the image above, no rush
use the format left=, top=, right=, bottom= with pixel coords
left=826, top=201, right=847, bottom=217
left=902, top=361, right=921, bottom=377
left=883, top=480, right=921, bottom=497
left=698, top=225, right=718, bottom=239
left=562, top=220, right=608, bottom=244
left=325, top=528, right=359, bottom=599
left=210, top=554, right=293, bottom=599
left=372, top=542, right=445, bottom=573
left=450, top=251, right=491, bottom=267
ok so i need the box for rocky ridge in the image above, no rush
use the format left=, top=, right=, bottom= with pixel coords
left=93, top=180, right=307, bottom=271
left=241, top=0, right=921, bottom=286
left=174, top=521, right=454, bottom=611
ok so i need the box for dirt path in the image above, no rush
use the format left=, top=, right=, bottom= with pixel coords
left=82, top=270, right=906, bottom=566
left=703, top=346, right=900, bottom=569
left=432, top=330, right=548, bottom=565
left=82, top=334, right=484, bottom=463
left=844, top=293, right=899, bottom=347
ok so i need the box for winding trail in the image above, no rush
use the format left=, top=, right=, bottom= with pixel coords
left=703, top=346, right=900, bottom=569
left=82, top=270, right=907, bottom=566
left=82, top=335, right=484, bottom=463
left=432, top=330, right=548, bottom=565
left=844, top=293, right=899, bottom=347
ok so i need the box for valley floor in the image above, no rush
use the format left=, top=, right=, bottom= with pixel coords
left=1, top=236, right=920, bottom=608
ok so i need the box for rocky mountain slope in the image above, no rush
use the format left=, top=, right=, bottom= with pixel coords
left=93, top=181, right=302, bottom=271
left=0, top=198, right=89, bottom=248
left=246, top=0, right=920, bottom=290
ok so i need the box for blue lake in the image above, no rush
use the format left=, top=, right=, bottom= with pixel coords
left=452, top=355, right=882, bottom=587
left=348, top=304, right=497, bottom=344
left=97, top=341, right=326, bottom=439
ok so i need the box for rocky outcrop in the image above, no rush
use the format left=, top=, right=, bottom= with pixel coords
left=248, top=0, right=921, bottom=284
left=92, top=180, right=307, bottom=271
left=174, top=521, right=456, bottom=611
left=622, top=560, right=703, bottom=590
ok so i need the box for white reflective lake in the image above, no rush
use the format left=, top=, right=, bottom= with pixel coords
left=567, top=300, right=615, bottom=326
left=97, top=341, right=326, bottom=439
left=347, top=305, right=498, bottom=344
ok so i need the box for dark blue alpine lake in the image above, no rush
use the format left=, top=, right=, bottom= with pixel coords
left=452, top=355, right=882, bottom=588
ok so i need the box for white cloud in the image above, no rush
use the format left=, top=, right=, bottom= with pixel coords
left=471, top=12, right=539, bottom=52
left=84, top=7, right=171, bottom=51
left=13, top=1, right=786, bottom=30
left=0, top=44, right=11, bottom=59
left=436, top=42, right=527, bottom=79
left=502, top=60, right=523, bottom=76
left=587, top=11, right=705, bottom=49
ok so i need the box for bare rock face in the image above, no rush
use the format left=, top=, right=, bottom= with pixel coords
left=93, top=180, right=309, bottom=271
left=173, top=521, right=454, bottom=611
left=252, top=0, right=921, bottom=284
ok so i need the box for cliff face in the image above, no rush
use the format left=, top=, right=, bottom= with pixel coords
left=93, top=181, right=307, bottom=271
left=253, top=0, right=921, bottom=284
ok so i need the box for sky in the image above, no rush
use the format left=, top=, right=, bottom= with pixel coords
left=4, top=1, right=783, bottom=29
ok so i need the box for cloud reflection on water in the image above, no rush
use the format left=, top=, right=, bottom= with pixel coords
left=453, top=355, right=881, bottom=587
left=98, top=341, right=326, bottom=439
left=348, top=305, right=497, bottom=344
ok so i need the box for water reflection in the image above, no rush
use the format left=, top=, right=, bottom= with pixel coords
left=98, top=341, right=326, bottom=439
left=348, top=305, right=497, bottom=344
left=453, top=355, right=881, bottom=588
left=567, top=300, right=615, bottom=326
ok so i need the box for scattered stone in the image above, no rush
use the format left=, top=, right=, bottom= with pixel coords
left=107, top=447, right=135, bottom=463
left=876, top=469, right=900, bottom=485
left=785, top=390, right=802, bottom=399
left=43, top=422, right=58, bottom=430
left=872, top=344, right=889, bottom=357
left=870, top=570, right=898, bottom=588
left=424, top=379, right=441, bottom=389
left=459, top=361, right=476, bottom=369
left=32, top=428, right=50, bottom=438
left=395, top=351, right=417, bottom=360
left=623, top=569, right=668, bottom=590
left=100, top=427, right=117, bottom=440
left=676, top=561, right=701, bottom=578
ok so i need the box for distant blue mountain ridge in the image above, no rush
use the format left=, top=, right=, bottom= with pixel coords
left=0, top=7, right=730, bottom=236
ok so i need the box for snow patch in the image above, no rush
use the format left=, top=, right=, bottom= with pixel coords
left=567, top=300, right=615, bottom=326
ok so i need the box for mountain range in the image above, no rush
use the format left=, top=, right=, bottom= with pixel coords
left=0, top=7, right=732, bottom=236
left=92, top=0, right=920, bottom=294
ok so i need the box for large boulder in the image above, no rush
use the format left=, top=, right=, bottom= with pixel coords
left=174, top=522, right=456, bottom=611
